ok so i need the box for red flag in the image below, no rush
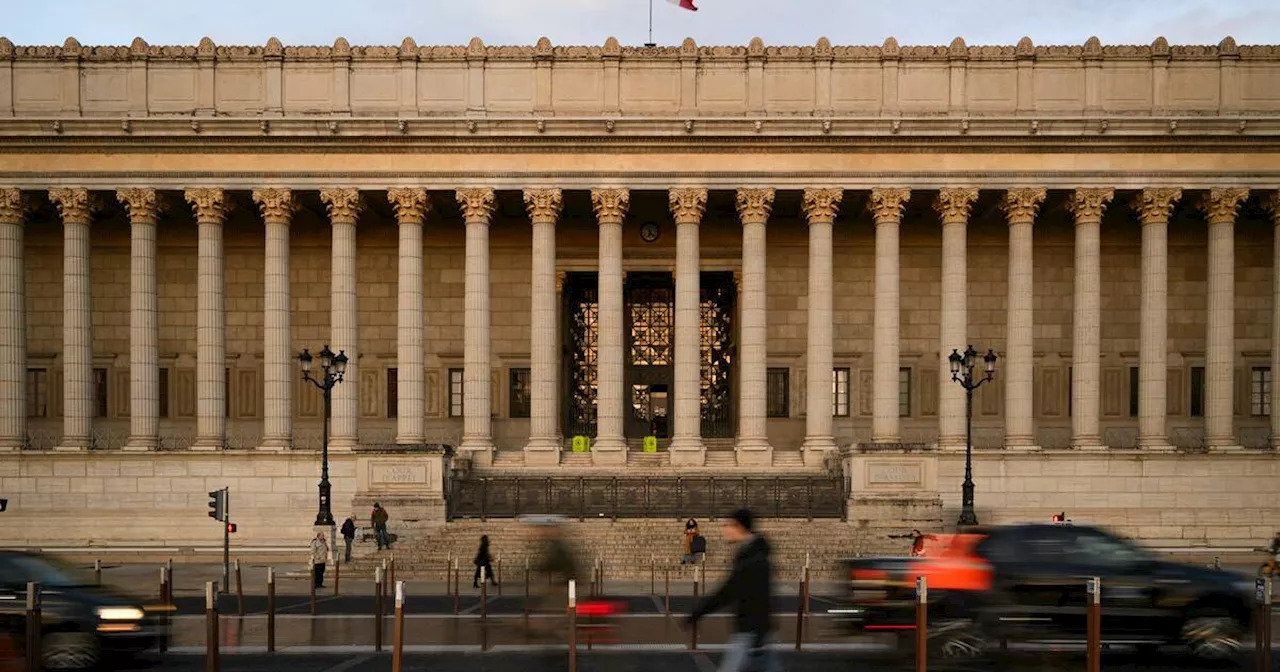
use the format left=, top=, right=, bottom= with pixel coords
left=666, top=0, right=698, bottom=10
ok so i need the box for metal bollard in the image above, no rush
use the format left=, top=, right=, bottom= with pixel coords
left=1086, top=577, right=1101, bottom=672
left=568, top=579, right=578, bottom=672
left=374, top=567, right=384, bottom=652
left=382, top=559, right=389, bottom=606
left=205, top=581, right=219, bottom=672
left=794, top=576, right=805, bottom=651
left=388, top=558, right=395, bottom=601
left=266, top=567, right=276, bottom=653
left=915, top=575, right=927, bottom=672
left=689, top=580, right=699, bottom=650
left=234, top=559, right=244, bottom=617
left=803, top=565, right=811, bottom=617
left=650, top=557, right=656, bottom=595
left=664, top=568, right=671, bottom=614
left=496, top=556, right=502, bottom=597
left=94, top=559, right=102, bottom=586
left=309, top=564, right=317, bottom=616
left=453, top=563, right=460, bottom=615
left=167, top=558, right=174, bottom=595
left=480, top=566, right=489, bottom=652
left=392, top=581, right=405, bottom=672
left=1257, top=577, right=1273, bottom=672
left=158, top=567, right=170, bottom=654
left=25, top=582, right=41, bottom=672
left=334, top=555, right=341, bottom=596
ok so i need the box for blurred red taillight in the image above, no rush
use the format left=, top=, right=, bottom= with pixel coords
left=577, top=601, right=624, bottom=617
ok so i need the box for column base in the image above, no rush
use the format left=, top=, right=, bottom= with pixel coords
left=1004, top=439, right=1041, bottom=453
left=328, top=438, right=358, bottom=453
left=0, top=441, right=20, bottom=452
left=736, top=445, right=773, bottom=466
left=1271, top=437, right=1280, bottom=451
left=122, top=437, right=159, bottom=452
left=800, top=436, right=837, bottom=468
left=592, top=437, right=627, bottom=453
left=258, top=437, right=292, bottom=451
left=668, top=438, right=705, bottom=467
left=1072, top=443, right=1109, bottom=453
left=395, top=435, right=426, bottom=447
left=458, top=438, right=495, bottom=467
left=936, top=439, right=967, bottom=453
left=191, top=437, right=225, bottom=451
left=1207, top=443, right=1245, bottom=453
left=54, top=442, right=89, bottom=452
left=592, top=448, right=627, bottom=466
left=524, top=447, right=561, bottom=467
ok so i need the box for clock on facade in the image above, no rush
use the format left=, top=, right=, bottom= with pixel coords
left=640, top=221, right=661, bottom=242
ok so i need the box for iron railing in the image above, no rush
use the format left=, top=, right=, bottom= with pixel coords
left=448, top=475, right=847, bottom=521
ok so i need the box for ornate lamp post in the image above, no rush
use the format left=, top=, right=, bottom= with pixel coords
left=299, top=345, right=347, bottom=557
left=948, top=345, right=997, bottom=527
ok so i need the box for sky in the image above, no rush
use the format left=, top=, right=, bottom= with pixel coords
left=1, top=0, right=1277, bottom=48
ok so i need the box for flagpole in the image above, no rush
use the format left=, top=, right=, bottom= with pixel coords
left=646, top=0, right=656, bottom=47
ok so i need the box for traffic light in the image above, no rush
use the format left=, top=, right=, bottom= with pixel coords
left=226, top=522, right=237, bottom=534
left=208, top=489, right=226, bottom=522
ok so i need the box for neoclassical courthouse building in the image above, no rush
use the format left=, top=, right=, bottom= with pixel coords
left=0, top=34, right=1278, bottom=549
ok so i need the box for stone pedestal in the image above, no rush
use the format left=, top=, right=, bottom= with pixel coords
left=844, top=447, right=943, bottom=536
left=351, top=445, right=449, bottom=527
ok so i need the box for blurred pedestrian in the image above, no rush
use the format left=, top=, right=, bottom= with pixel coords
left=340, top=517, right=356, bottom=563
left=371, top=502, right=391, bottom=550
left=309, top=532, right=329, bottom=588
left=682, top=518, right=700, bottom=564
left=686, top=509, right=780, bottom=672
left=473, top=535, right=498, bottom=588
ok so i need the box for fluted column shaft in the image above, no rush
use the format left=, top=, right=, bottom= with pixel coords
left=321, top=189, right=362, bottom=450
left=591, top=189, right=630, bottom=458
left=669, top=188, right=708, bottom=462
left=870, top=188, right=910, bottom=444
left=801, top=189, right=842, bottom=456
left=388, top=188, right=429, bottom=445
left=50, top=189, right=93, bottom=450
left=1002, top=189, right=1046, bottom=448
left=1268, top=193, right=1280, bottom=449
left=524, top=189, right=564, bottom=458
left=1070, top=189, right=1113, bottom=449
left=186, top=189, right=227, bottom=450
left=457, top=189, right=497, bottom=455
left=736, top=189, right=775, bottom=457
left=118, top=189, right=160, bottom=451
left=1201, top=188, right=1249, bottom=447
left=935, top=189, right=978, bottom=449
left=253, top=189, right=295, bottom=449
left=1138, top=188, right=1180, bottom=449
left=0, top=190, right=26, bottom=451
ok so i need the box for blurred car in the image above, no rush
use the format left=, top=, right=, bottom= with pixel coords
left=831, top=523, right=1256, bottom=660
left=0, top=551, right=164, bottom=670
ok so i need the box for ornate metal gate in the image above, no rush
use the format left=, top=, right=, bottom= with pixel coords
left=700, top=272, right=736, bottom=438
left=563, top=272, right=598, bottom=438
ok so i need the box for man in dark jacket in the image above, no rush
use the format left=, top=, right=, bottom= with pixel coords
left=686, top=508, right=781, bottom=672
left=340, top=517, right=356, bottom=563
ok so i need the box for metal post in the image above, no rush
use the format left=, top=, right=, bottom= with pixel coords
left=794, top=576, right=804, bottom=651
left=94, top=559, right=101, bottom=586
left=266, top=567, right=276, bottom=653
left=524, top=558, right=530, bottom=617
left=453, top=563, right=460, bottom=615
left=803, top=566, right=811, bottom=642
left=1086, top=577, right=1101, bottom=672
left=1257, top=577, right=1272, bottom=672
left=309, top=564, right=317, bottom=616
left=159, top=567, right=170, bottom=654
left=496, top=556, right=502, bottom=597
left=205, top=581, right=219, bottom=672
left=568, top=579, right=578, bottom=672
left=222, top=488, right=231, bottom=594
left=374, top=567, right=384, bottom=652
left=334, top=554, right=340, bottom=595
left=480, top=566, right=489, bottom=652
left=690, top=580, right=699, bottom=650
left=650, top=557, right=656, bottom=595
left=234, top=559, right=244, bottom=617
left=959, top=385, right=977, bottom=526
left=392, top=581, right=405, bottom=672
left=389, top=558, right=396, bottom=600
left=665, top=568, right=670, bottom=614
left=915, top=575, right=927, bottom=672
left=25, top=582, right=41, bottom=672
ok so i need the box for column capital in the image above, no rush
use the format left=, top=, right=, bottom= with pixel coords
left=668, top=187, right=708, bottom=225
left=868, top=187, right=911, bottom=224
left=934, top=188, right=978, bottom=224
left=1264, top=190, right=1280, bottom=226
left=0, top=188, right=31, bottom=225
left=252, top=188, right=297, bottom=225
left=455, top=188, right=497, bottom=224
left=117, top=188, right=160, bottom=225
left=319, top=188, right=362, bottom=225
left=183, top=188, right=228, bottom=225
left=1199, top=187, right=1249, bottom=225
left=735, top=188, right=775, bottom=225
left=590, top=188, right=631, bottom=225
left=387, top=188, right=431, bottom=224
left=1137, top=187, right=1182, bottom=225
left=801, top=188, right=843, bottom=224
left=523, top=188, right=564, bottom=224
left=1001, top=187, right=1047, bottom=225
left=49, top=188, right=95, bottom=225
left=1069, top=188, right=1114, bottom=224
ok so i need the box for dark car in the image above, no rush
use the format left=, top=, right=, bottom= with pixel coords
left=833, top=523, right=1256, bottom=660
left=0, top=551, right=164, bottom=669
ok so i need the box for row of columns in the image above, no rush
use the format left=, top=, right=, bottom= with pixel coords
left=0, top=186, right=1276, bottom=455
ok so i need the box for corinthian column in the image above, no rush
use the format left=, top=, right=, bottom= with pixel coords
left=669, top=188, right=708, bottom=466
left=801, top=188, right=842, bottom=462
left=1002, top=188, right=1046, bottom=449
left=388, top=188, right=429, bottom=445
left=735, top=188, right=775, bottom=462
left=935, top=188, right=978, bottom=450
left=252, top=189, right=296, bottom=449
left=1267, top=192, right=1280, bottom=450
left=523, top=188, right=564, bottom=464
left=1069, top=188, right=1114, bottom=450
left=591, top=188, right=630, bottom=463
left=117, top=188, right=161, bottom=451
left=456, top=188, right=497, bottom=458
left=49, top=188, right=94, bottom=451
left=320, top=188, right=362, bottom=450
left=1137, top=188, right=1181, bottom=450
left=185, top=189, right=228, bottom=450
left=870, top=188, right=911, bottom=444
left=0, top=190, right=28, bottom=451
left=1200, top=187, right=1249, bottom=448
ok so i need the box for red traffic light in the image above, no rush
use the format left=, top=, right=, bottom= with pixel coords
left=226, top=523, right=237, bottom=534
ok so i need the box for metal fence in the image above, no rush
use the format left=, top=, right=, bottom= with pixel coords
left=447, top=475, right=848, bottom=521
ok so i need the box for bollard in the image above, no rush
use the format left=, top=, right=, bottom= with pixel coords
left=650, top=557, right=656, bottom=595
left=803, top=566, right=811, bottom=617
left=389, top=557, right=395, bottom=596
left=309, top=564, right=317, bottom=616
left=205, top=581, right=219, bottom=672
left=382, top=559, right=390, bottom=606
left=1257, top=577, right=1273, bottom=672
left=453, top=563, right=460, bottom=615
left=266, top=567, right=276, bottom=653
left=392, top=581, right=405, bottom=672
left=334, top=556, right=341, bottom=596
left=524, top=558, right=531, bottom=616
left=480, top=566, right=489, bottom=652
left=234, top=559, right=244, bottom=617
left=167, top=558, right=174, bottom=594
left=374, top=567, right=384, bottom=652
left=664, top=568, right=671, bottom=614
left=496, top=556, right=502, bottom=597
left=794, top=576, right=805, bottom=651
left=689, top=580, right=699, bottom=650
left=568, top=579, right=578, bottom=672
left=25, top=582, right=41, bottom=672
left=915, top=575, right=927, bottom=672
left=445, top=554, right=451, bottom=594
left=158, top=567, right=170, bottom=654
left=94, top=559, right=102, bottom=586
left=700, top=561, right=706, bottom=594
left=1086, top=577, right=1100, bottom=672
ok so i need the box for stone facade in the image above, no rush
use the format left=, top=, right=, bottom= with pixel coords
left=0, top=35, right=1279, bottom=548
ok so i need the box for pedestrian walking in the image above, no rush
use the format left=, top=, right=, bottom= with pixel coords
left=686, top=508, right=781, bottom=672
left=340, top=516, right=356, bottom=563
left=310, top=532, right=329, bottom=588
left=682, top=518, right=700, bottom=564
left=473, top=534, right=498, bottom=588
left=371, top=502, right=392, bottom=550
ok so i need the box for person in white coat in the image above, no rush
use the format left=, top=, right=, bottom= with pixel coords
left=310, top=532, right=330, bottom=588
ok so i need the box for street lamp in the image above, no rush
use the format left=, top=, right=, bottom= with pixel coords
left=948, top=345, right=997, bottom=527
left=300, top=345, right=347, bottom=544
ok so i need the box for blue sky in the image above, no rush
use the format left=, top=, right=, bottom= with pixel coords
left=1, top=0, right=1276, bottom=47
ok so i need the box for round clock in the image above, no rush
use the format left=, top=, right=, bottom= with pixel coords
left=640, top=221, right=661, bottom=242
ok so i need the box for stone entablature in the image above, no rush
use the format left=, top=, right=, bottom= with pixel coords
left=2, top=36, right=1280, bottom=118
